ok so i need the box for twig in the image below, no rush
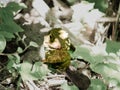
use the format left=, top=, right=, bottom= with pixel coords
left=0, top=52, right=17, bottom=56
left=46, top=74, right=65, bottom=79
left=97, top=17, right=120, bottom=22
left=114, top=3, right=120, bottom=40
left=25, top=80, right=40, bottom=90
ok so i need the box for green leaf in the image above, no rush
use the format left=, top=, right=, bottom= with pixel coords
left=0, top=35, right=6, bottom=52
left=17, top=47, right=23, bottom=54
left=0, top=4, right=24, bottom=40
left=106, top=40, right=120, bottom=53
left=29, top=41, right=39, bottom=47
left=92, top=55, right=105, bottom=64
left=0, top=31, right=15, bottom=39
left=108, top=78, right=120, bottom=89
left=6, top=2, right=26, bottom=12
left=61, top=82, right=79, bottom=90
left=72, top=46, right=94, bottom=63
left=19, top=61, right=37, bottom=80
left=92, top=63, right=120, bottom=81
left=31, top=62, right=49, bottom=79
left=20, top=61, right=49, bottom=80
left=7, top=54, right=21, bottom=74
left=7, top=57, right=15, bottom=73
left=88, top=79, right=107, bottom=90
left=0, top=22, right=24, bottom=33
left=107, top=63, right=120, bottom=72
left=86, top=0, right=108, bottom=12
left=8, top=54, right=20, bottom=64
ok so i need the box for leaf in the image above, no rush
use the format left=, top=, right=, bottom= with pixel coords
left=0, top=8, right=13, bottom=22
left=20, top=61, right=49, bottom=80
left=92, top=55, right=105, bottom=64
left=6, top=2, right=26, bottom=12
left=86, top=0, right=108, bottom=12
left=17, top=47, right=23, bottom=54
left=72, top=46, right=94, bottom=63
left=7, top=54, right=21, bottom=73
left=0, top=31, right=15, bottom=39
left=7, top=57, right=15, bottom=73
left=19, top=61, right=37, bottom=80
left=84, top=9, right=105, bottom=29
left=61, top=82, right=79, bottom=90
left=92, top=63, right=120, bottom=82
left=0, top=22, right=24, bottom=33
left=88, top=79, right=107, bottom=90
left=29, top=41, right=39, bottom=47
left=0, top=35, right=6, bottom=52
left=8, top=54, right=20, bottom=64
left=106, top=40, right=120, bottom=53
left=107, top=63, right=120, bottom=72
left=31, top=62, right=49, bottom=79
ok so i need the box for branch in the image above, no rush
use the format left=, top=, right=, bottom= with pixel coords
left=97, top=17, right=120, bottom=22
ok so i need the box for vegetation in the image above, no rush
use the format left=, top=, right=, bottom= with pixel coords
left=0, top=0, right=120, bottom=90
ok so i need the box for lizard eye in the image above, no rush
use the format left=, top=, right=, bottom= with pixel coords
left=50, top=35, right=52, bottom=39
left=50, top=35, right=55, bottom=42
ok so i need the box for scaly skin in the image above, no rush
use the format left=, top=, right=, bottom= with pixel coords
left=43, top=28, right=71, bottom=71
left=44, top=48, right=71, bottom=71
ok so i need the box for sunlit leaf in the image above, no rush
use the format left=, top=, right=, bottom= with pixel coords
left=92, top=63, right=120, bottom=81
left=31, top=62, right=49, bottom=79
left=0, top=8, right=13, bottom=22
left=29, top=41, right=39, bottom=47
left=7, top=57, right=15, bottom=73
left=0, top=3, right=24, bottom=41
left=61, top=82, right=79, bottom=90
left=84, top=9, right=104, bottom=29
left=72, top=1, right=94, bottom=22
left=0, top=22, right=24, bottom=33
left=72, top=46, right=94, bottom=63
left=0, top=35, right=6, bottom=52
left=20, top=61, right=49, bottom=80
left=17, top=47, right=23, bottom=54
left=88, top=79, right=107, bottom=90
left=19, top=61, right=37, bottom=80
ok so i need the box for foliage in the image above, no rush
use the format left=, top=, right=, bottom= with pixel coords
left=61, top=82, right=79, bottom=90
left=0, top=2, right=24, bottom=52
left=7, top=41, right=49, bottom=80
left=0, top=35, right=6, bottom=52
left=0, top=0, right=119, bottom=90
left=20, top=61, right=49, bottom=80
left=0, top=2, right=49, bottom=89
left=106, top=40, right=120, bottom=53
left=85, top=0, right=108, bottom=13
left=71, top=41, right=120, bottom=89
left=88, top=79, right=107, bottom=90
